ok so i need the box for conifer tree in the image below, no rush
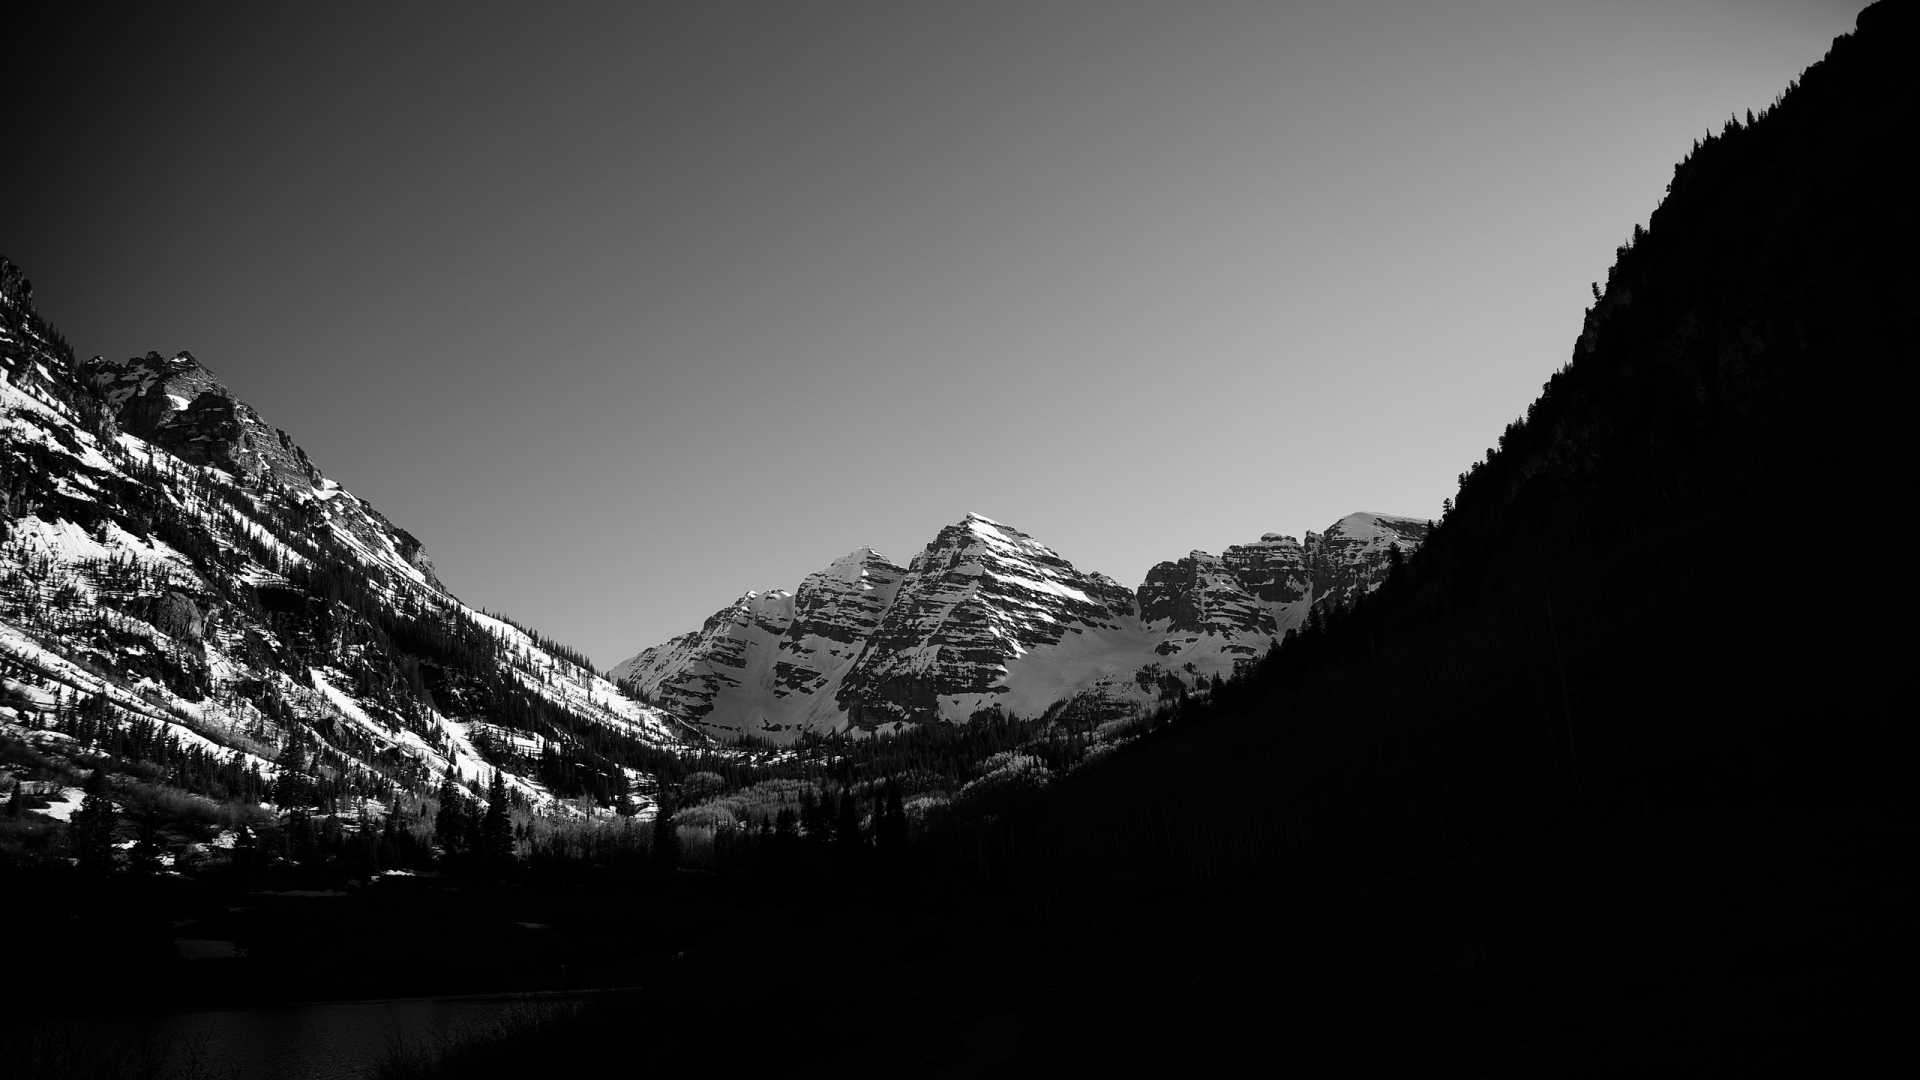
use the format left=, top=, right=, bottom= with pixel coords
left=128, top=814, right=163, bottom=875
left=836, top=789, right=861, bottom=847
left=71, top=767, right=117, bottom=874
left=480, top=770, right=514, bottom=864
left=6, top=780, right=24, bottom=818
left=835, top=789, right=865, bottom=879
left=379, top=808, right=402, bottom=870
left=651, top=803, right=680, bottom=870
left=433, top=771, right=467, bottom=855
left=462, top=795, right=484, bottom=848
left=879, top=780, right=908, bottom=858
left=800, top=786, right=833, bottom=846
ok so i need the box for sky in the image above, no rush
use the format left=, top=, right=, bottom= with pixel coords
left=4, top=0, right=1863, bottom=667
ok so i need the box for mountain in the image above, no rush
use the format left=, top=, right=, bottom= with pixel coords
left=613, top=510, right=1429, bottom=741
left=1, top=267, right=686, bottom=820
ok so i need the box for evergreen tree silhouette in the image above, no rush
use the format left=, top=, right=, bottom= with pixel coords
left=835, top=789, right=864, bottom=878
left=652, top=802, right=680, bottom=870
left=71, top=767, right=117, bottom=874
left=433, top=770, right=467, bottom=855
left=128, top=813, right=163, bottom=875
left=480, top=770, right=515, bottom=865
left=879, top=779, right=908, bottom=857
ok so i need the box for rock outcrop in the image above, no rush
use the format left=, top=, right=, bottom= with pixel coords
left=77, top=351, right=442, bottom=588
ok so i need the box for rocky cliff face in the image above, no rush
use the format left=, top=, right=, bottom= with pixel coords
left=1130, top=514, right=1426, bottom=686
left=617, top=512, right=1430, bottom=742
left=771, top=547, right=904, bottom=709
left=1306, top=513, right=1429, bottom=609
left=1, top=259, right=682, bottom=821
left=78, top=350, right=443, bottom=587
left=834, top=514, right=1139, bottom=730
left=612, top=547, right=908, bottom=739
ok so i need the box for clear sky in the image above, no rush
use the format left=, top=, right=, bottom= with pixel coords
left=5, top=1, right=1861, bottom=667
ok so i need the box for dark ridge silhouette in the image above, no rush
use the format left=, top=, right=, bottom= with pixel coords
left=956, top=0, right=1916, bottom=914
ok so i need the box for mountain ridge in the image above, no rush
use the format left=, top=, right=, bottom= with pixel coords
left=2, top=284, right=691, bottom=829
left=614, top=509, right=1430, bottom=741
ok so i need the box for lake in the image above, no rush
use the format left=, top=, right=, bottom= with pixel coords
left=53, top=990, right=635, bottom=1080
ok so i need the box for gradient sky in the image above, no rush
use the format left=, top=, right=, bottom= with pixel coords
left=5, top=1, right=1862, bottom=666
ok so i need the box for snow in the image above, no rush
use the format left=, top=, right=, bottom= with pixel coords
left=997, top=621, right=1166, bottom=718
left=1326, top=511, right=1429, bottom=542
left=33, top=786, right=86, bottom=821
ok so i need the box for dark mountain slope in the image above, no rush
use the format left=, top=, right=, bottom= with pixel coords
left=984, top=0, right=1916, bottom=907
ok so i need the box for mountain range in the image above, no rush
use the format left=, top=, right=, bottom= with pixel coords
left=3, top=268, right=1422, bottom=809
left=612, top=511, right=1427, bottom=741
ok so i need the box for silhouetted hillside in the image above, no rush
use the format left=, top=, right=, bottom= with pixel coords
left=962, top=0, right=1915, bottom=914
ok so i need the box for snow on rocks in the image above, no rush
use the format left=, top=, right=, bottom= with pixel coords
left=32, top=786, right=85, bottom=821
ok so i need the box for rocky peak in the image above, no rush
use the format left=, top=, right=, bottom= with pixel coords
left=1137, top=550, right=1275, bottom=638
left=1221, top=533, right=1311, bottom=604
left=833, top=515, right=1138, bottom=729
left=765, top=548, right=906, bottom=708
left=0, top=258, right=108, bottom=427
left=1306, top=513, right=1429, bottom=608
left=789, top=548, right=904, bottom=639
left=72, top=350, right=442, bottom=589
left=78, top=351, right=321, bottom=491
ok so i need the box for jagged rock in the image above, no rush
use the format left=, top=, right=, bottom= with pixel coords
left=1305, top=513, right=1430, bottom=609
left=75, top=350, right=447, bottom=592
left=151, top=591, right=205, bottom=642
left=78, top=351, right=322, bottom=490
left=1221, top=533, right=1312, bottom=604
left=835, top=514, right=1138, bottom=730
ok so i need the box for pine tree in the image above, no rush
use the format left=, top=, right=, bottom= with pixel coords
left=879, top=780, right=908, bottom=858
left=379, top=808, right=402, bottom=870
left=71, top=767, right=118, bottom=874
left=480, top=770, right=515, bottom=864
left=835, top=789, right=865, bottom=878
left=6, top=780, right=24, bottom=818
left=651, top=803, right=680, bottom=870
left=128, top=814, right=163, bottom=875
left=433, top=771, right=467, bottom=855
left=800, top=786, right=832, bottom=846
